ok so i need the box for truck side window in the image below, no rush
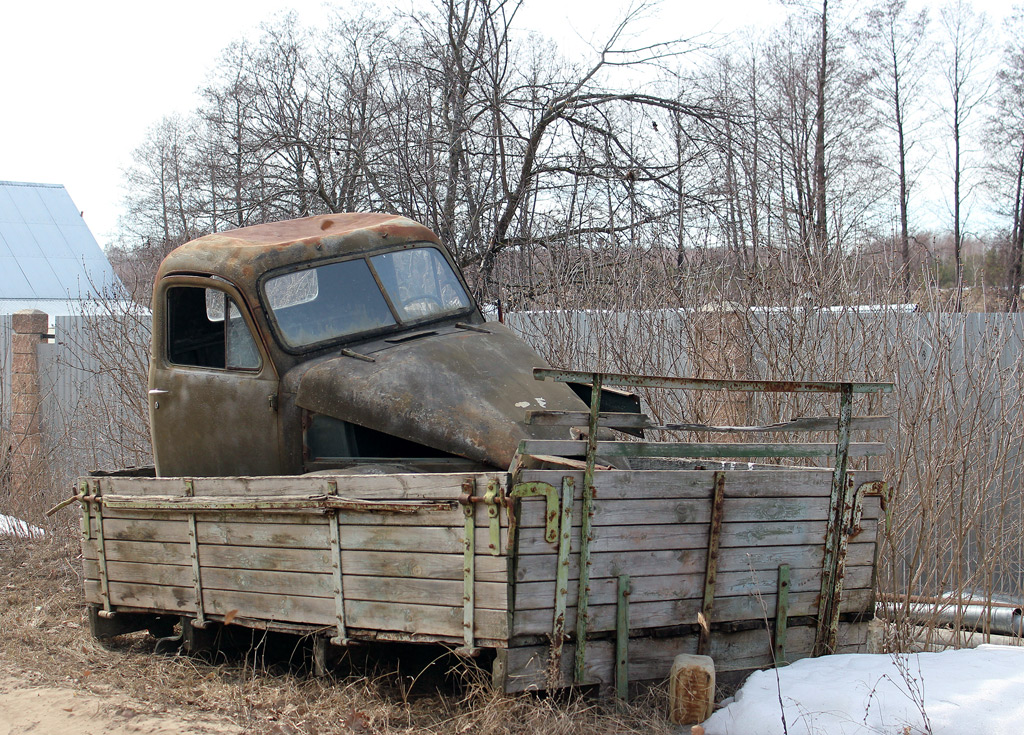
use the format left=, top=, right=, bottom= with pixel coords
left=167, top=286, right=260, bottom=370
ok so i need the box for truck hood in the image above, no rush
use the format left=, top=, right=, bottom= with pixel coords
left=292, top=323, right=586, bottom=469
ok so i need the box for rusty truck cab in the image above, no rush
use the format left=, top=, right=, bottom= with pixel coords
left=149, top=213, right=587, bottom=477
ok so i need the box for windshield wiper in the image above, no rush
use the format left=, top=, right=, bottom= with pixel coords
left=341, top=348, right=376, bottom=362
left=384, top=330, right=438, bottom=344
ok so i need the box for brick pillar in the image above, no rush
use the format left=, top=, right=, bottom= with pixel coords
left=10, top=309, right=48, bottom=494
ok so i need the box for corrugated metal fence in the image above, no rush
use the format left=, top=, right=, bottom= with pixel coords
left=0, top=314, right=10, bottom=428
left=33, top=314, right=151, bottom=486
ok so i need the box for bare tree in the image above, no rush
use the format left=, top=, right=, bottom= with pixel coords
left=985, top=9, right=1024, bottom=310
left=939, top=0, right=990, bottom=312
left=201, top=40, right=262, bottom=230
left=859, top=0, right=930, bottom=299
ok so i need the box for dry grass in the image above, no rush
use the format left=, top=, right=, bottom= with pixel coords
left=0, top=532, right=677, bottom=735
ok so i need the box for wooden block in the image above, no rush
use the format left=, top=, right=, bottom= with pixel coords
left=669, top=654, right=715, bottom=725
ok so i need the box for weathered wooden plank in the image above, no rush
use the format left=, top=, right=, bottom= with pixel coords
left=84, top=542, right=506, bottom=581
left=88, top=507, right=331, bottom=526
left=83, top=559, right=508, bottom=610
left=520, top=440, right=887, bottom=459
left=84, top=538, right=193, bottom=566
left=510, top=584, right=873, bottom=636
left=85, top=581, right=507, bottom=639
left=340, top=550, right=507, bottom=581
left=340, top=600, right=507, bottom=640
left=516, top=469, right=884, bottom=501
left=512, top=563, right=873, bottom=615
left=85, top=539, right=873, bottom=597
left=532, top=369, right=893, bottom=395
left=527, top=411, right=891, bottom=433
left=526, top=411, right=653, bottom=428
left=85, top=579, right=195, bottom=613
left=100, top=473, right=505, bottom=499
left=518, top=496, right=872, bottom=528
left=94, top=502, right=507, bottom=530
left=84, top=559, right=192, bottom=589
left=92, top=518, right=502, bottom=555
left=502, top=621, right=870, bottom=691
left=512, top=542, right=875, bottom=584
left=515, top=518, right=878, bottom=555
left=85, top=516, right=876, bottom=573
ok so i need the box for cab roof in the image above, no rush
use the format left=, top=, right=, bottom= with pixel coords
left=156, top=213, right=443, bottom=286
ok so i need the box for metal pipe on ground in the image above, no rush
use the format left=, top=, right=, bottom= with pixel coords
left=877, top=601, right=1024, bottom=637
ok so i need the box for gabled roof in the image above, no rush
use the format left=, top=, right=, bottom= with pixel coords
left=0, top=180, right=121, bottom=308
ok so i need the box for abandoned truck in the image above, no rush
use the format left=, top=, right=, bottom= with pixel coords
left=72, top=213, right=893, bottom=695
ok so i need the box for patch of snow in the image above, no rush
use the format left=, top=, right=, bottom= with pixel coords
left=0, top=514, right=44, bottom=538
left=704, top=645, right=1024, bottom=735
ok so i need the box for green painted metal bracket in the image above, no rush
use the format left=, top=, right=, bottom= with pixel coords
left=509, top=481, right=561, bottom=544
left=615, top=574, right=631, bottom=701
left=697, top=472, right=726, bottom=656
left=484, top=479, right=502, bottom=556
left=92, top=479, right=112, bottom=617
left=326, top=480, right=350, bottom=646
left=549, top=476, right=575, bottom=685
left=814, top=385, right=854, bottom=657
left=815, top=478, right=889, bottom=656
left=775, top=564, right=790, bottom=666
left=829, top=480, right=890, bottom=652
left=461, top=478, right=477, bottom=653
left=575, top=372, right=602, bottom=684
left=183, top=479, right=208, bottom=629
left=851, top=481, right=890, bottom=535
left=79, top=479, right=92, bottom=539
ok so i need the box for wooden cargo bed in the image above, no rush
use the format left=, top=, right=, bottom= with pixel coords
left=80, top=369, right=892, bottom=694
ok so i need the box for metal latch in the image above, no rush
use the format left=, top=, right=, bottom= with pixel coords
left=459, top=478, right=505, bottom=555
left=509, top=481, right=562, bottom=544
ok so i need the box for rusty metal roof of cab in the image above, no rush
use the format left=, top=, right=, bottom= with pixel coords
left=149, top=213, right=589, bottom=478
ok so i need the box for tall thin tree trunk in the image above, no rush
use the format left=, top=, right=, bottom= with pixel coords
left=894, top=67, right=911, bottom=300
left=812, top=0, right=829, bottom=258
left=1009, top=142, right=1024, bottom=311
left=953, top=86, right=963, bottom=312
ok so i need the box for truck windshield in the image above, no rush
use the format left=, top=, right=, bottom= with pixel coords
left=263, top=246, right=472, bottom=349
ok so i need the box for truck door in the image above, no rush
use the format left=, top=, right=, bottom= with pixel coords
left=149, top=276, right=281, bottom=476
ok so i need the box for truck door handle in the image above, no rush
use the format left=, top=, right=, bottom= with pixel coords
left=149, top=388, right=169, bottom=409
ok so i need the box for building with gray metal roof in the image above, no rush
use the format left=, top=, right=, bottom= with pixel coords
left=0, top=180, right=122, bottom=316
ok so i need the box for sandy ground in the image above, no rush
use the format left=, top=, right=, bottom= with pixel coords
left=0, top=673, right=241, bottom=735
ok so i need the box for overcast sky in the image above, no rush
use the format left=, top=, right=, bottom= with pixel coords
left=0, top=0, right=1013, bottom=247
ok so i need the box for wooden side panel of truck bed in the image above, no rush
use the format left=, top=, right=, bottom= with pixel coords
left=80, top=466, right=883, bottom=692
